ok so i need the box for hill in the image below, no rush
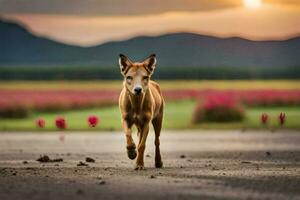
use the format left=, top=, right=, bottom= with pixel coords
left=0, top=19, right=299, bottom=68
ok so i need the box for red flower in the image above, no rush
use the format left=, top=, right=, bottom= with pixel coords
left=279, top=112, right=286, bottom=125
left=88, top=115, right=99, bottom=127
left=55, top=117, right=67, bottom=129
left=36, top=118, right=45, bottom=128
left=261, top=113, right=268, bottom=124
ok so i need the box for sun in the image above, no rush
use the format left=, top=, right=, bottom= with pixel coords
left=243, top=0, right=262, bottom=9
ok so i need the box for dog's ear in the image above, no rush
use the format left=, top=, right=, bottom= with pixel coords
left=119, top=54, right=132, bottom=74
left=143, top=54, right=156, bottom=74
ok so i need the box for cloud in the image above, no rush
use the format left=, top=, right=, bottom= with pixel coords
left=4, top=5, right=300, bottom=46
left=265, top=0, right=300, bottom=5
left=0, top=0, right=241, bottom=16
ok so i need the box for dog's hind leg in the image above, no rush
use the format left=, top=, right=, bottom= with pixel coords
left=152, top=114, right=163, bottom=168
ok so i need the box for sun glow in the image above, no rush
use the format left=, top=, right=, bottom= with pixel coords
left=243, top=0, right=262, bottom=9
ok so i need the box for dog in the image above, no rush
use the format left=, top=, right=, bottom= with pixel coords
left=118, top=54, right=164, bottom=170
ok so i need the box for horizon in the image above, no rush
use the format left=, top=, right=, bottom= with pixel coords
left=0, top=0, right=299, bottom=46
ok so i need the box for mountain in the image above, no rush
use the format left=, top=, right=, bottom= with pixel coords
left=0, top=19, right=88, bottom=65
left=0, top=19, right=300, bottom=68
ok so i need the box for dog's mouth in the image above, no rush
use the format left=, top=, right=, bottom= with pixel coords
left=133, top=91, right=143, bottom=96
left=133, top=87, right=143, bottom=95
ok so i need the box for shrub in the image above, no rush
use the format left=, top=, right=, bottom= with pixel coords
left=55, top=117, right=67, bottom=129
left=87, top=115, right=99, bottom=127
left=192, top=95, right=245, bottom=123
left=36, top=118, right=46, bottom=128
left=261, top=113, right=269, bottom=125
left=278, top=112, right=286, bottom=126
left=0, top=105, right=29, bottom=118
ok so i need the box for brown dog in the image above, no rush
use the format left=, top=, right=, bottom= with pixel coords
left=118, top=54, right=164, bottom=170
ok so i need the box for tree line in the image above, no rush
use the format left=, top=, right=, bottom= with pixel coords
left=0, top=66, right=299, bottom=80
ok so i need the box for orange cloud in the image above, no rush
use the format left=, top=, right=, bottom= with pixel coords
left=3, top=4, right=300, bottom=46
left=265, top=0, right=300, bottom=5
left=0, top=0, right=240, bottom=16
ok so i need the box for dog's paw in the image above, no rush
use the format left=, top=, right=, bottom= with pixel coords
left=135, top=165, right=145, bottom=170
left=155, top=161, right=163, bottom=168
left=127, top=145, right=137, bottom=160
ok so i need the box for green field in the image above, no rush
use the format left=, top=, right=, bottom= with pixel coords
left=0, top=100, right=299, bottom=131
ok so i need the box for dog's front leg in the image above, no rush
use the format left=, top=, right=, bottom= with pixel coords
left=122, top=120, right=137, bottom=160
left=135, top=123, right=149, bottom=170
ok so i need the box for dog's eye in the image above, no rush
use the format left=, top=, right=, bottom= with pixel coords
left=126, top=76, right=133, bottom=80
left=143, top=76, right=149, bottom=80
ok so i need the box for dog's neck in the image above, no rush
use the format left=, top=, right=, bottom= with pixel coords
left=126, top=89, right=147, bottom=113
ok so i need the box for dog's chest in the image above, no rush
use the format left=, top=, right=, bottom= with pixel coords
left=130, top=112, right=149, bottom=126
left=132, top=113, right=142, bottom=124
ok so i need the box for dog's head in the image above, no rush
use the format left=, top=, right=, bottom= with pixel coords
left=119, top=54, right=156, bottom=96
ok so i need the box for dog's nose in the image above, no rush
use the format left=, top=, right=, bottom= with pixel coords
left=134, top=87, right=142, bottom=95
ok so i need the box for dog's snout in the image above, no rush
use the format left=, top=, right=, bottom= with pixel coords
left=134, top=87, right=142, bottom=95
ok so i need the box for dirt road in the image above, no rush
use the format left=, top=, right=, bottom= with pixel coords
left=0, top=130, right=299, bottom=200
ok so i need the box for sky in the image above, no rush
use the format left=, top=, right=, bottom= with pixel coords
left=0, top=0, right=300, bottom=46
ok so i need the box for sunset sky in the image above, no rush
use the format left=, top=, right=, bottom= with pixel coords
left=0, top=0, right=300, bottom=46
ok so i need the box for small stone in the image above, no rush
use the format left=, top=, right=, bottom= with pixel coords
left=36, top=155, right=63, bottom=163
left=149, top=175, right=156, bottom=179
left=77, top=161, right=89, bottom=167
left=52, top=158, right=63, bottom=162
left=76, top=189, right=84, bottom=195
left=98, top=180, right=106, bottom=185
left=37, top=155, right=50, bottom=162
left=180, top=154, right=186, bottom=159
left=23, top=161, right=28, bottom=164
left=85, top=157, right=95, bottom=163
left=241, top=161, right=251, bottom=164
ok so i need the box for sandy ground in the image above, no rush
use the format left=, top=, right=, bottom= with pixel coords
left=0, top=130, right=299, bottom=200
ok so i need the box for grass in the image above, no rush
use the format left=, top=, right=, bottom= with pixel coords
left=0, top=100, right=299, bottom=131
left=1, top=80, right=300, bottom=90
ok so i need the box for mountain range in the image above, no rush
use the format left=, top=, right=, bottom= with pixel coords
left=0, top=18, right=299, bottom=68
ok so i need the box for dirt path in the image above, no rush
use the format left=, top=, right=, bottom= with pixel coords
left=0, top=130, right=299, bottom=200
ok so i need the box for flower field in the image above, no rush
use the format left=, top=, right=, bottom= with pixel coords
left=0, top=80, right=299, bottom=130
left=1, top=87, right=300, bottom=117
left=164, top=89, right=300, bottom=106
left=0, top=89, right=119, bottom=111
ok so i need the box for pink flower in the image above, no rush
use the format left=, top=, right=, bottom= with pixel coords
left=55, top=117, right=67, bottom=129
left=279, top=112, right=286, bottom=125
left=88, top=115, right=99, bottom=127
left=36, top=118, right=45, bottom=128
left=261, top=113, right=268, bottom=124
